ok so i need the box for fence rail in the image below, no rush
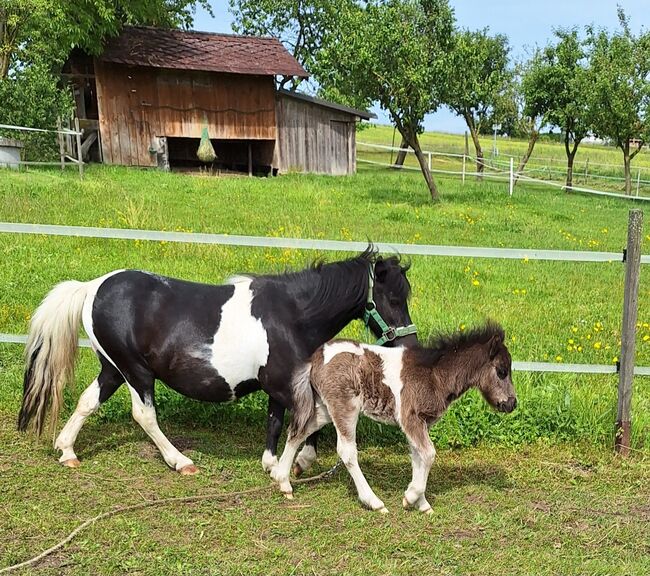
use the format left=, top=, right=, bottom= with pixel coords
left=1, top=219, right=649, bottom=382
left=2, top=221, right=648, bottom=263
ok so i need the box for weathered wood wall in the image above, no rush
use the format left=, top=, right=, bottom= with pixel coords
left=95, top=61, right=277, bottom=166
left=274, top=94, right=357, bottom=175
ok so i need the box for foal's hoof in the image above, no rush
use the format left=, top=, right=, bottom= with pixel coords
left=292, top=463, right=304, bottom=478
left=283, top=492, right=294, bottom=500
left=179, top=464, right=199, bottom=476
left=61, top=458, right=81, bottom=468
left=423, top=507, right=433, bottom=515
left=378, top=507, right=389, bottom=514
left=402, top=497, right=411, bottom=510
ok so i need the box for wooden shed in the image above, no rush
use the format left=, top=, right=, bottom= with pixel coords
left=64, top=26, right=373, bottom=175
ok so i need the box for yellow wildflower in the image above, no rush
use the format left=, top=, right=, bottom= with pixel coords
left=594, top=342, right=602, bottom=350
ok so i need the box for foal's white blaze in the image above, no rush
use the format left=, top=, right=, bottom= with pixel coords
left=362, top=344, right=405, bottom=423
left=210, top=277, right=269, bottom=394
left=323, top=341, right=363, bottom=365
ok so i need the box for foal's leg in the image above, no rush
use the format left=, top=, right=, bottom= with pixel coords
left=401, top=420, right=436, bottom=513
left=125, top=369, right=196, bottom=474
left=54, top=356, right=123, bottom=467
left=271, top=402, right=331, bottom=497
left=262, top=398, right=285, bottom=473
left=293, top=432, right=319, bottom=477
left=331, top=408, right=387, bottom=513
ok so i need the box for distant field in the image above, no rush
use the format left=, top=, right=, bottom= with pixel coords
left=1, top=165, right=649, bottom=574
left=358, top=124, right=650, bottom=196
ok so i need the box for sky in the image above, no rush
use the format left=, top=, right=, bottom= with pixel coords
left=192, top=1, right=649, bottom=133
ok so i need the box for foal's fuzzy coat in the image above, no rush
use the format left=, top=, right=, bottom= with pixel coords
left=272, top=323, right=516, bottom=513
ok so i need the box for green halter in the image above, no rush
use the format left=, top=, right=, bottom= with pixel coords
left=363, top=265, right=418, bottom=346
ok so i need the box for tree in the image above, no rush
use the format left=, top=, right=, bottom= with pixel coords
left=229, top=0, right=350, bottom=90
left=499, top=57, right=550, bottom=185
left=587, top=10, right=650, bottom=195
left=1, top=0, right=212, bottom=79
left=318, top=0, right=455, bottom=200
left=534, top=29, right=591, bottom=190
left=443, top=29, right=510, bottom=175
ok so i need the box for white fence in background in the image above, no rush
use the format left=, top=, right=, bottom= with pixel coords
left=357, top=141, right=650, bottom=202
left=0, top=121, right=84, bottom=178
left=0, top=219, right=647, bottom=378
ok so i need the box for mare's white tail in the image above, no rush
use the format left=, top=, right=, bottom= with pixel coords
left=18, top=280, right=94, bottom=438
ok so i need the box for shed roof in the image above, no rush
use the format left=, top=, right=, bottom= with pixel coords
left=278, top=89, right=376, bottom=120
left=99, top=26, right=308, bottom=78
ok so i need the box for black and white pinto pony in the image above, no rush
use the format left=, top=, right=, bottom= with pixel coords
left=18, top=248, right=417, bottom=475
left=271, top=323, right=516, bottom=512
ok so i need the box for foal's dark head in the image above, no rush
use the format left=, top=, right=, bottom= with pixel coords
left=364, top=252, right=417, bottom=347
left=472, top=325, right=516, bottom=413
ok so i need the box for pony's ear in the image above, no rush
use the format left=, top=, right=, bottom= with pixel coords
left=489, top=333, right=503, bottom=359
left=375, top=257, right=388, bottom=283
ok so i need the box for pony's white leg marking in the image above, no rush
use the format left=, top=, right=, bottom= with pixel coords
left=336, top=435, right=386, bottom=512
left=294, top=444, right=317, bottom=473
left=403, top=441, right=436, bottom=513
left=54, top=379, right=101, bottom=465
left=272, top=403, right=331, bottom=497
left=126, top=384, right=193, bottom=472
left=261, top=449, right=278, bottom=473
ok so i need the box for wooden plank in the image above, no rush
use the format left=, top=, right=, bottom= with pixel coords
left=94, top=60, right=113, bottom=164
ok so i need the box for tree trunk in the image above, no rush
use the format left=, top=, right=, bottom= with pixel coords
left=623, top=144, right=632, bottom=196
left=463, top=114, right=484, bottom=177
left=564, top=131, right=581, bottom=192
left=566, top=153, right=576, bottom=191
left=407, top=132, right=438, bottom=201
left=393, top=137, right=408, bottom=168
left=514, top=129, right=539, bottom=186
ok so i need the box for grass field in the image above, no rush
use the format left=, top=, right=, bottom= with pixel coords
left=0, top=161, right=649, bottom=574
left=357, top=124, right=650, bottom=196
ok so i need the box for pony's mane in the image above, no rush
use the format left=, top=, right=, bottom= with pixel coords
left=413, top=321, right=505, bottom=367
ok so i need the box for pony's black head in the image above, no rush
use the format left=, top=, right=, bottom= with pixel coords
left=365, top=250, right=417, bottom=347
left=474, top=324, right=517, bottom=413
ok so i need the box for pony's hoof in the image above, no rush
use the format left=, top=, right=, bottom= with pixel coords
left=61, top=458, right=81, bottom=468
left=422, top=507, right=433, bottom=515
left=378, top=507, right=389, bottom=514
left=179, top=464, right=199, bottom=475
left=292, top=463, right=304, bottom=478
left=402, top=497, right=411, bottom=510
left=283, top=492, right=294, bottom=500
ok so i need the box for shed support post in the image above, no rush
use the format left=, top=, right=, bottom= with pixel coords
left=74, top=117, right=84, bottom=180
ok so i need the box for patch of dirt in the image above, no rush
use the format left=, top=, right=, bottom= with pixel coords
left=531, top=500, right=552, bottom=513
left=441, top=528, right=480, bottom=541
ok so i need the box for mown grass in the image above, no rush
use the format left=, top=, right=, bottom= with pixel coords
left=0, top=163, right=649, bottom=574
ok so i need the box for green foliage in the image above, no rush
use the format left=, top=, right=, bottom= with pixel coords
left=228, top=0, right=349, bottom=90
left=0, top=63, right=73, bottom=159
left=443, top=28, right=511, bottom=165
left=318, top=0, right=455, bottom=198
left=586, top=9, right=650, bottom=193
left=1, top=0, right=212, bottom=77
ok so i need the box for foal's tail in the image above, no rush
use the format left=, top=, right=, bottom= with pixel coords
left=18, top=279, right=94, bottom=437
left=290, top=362, right=315, bottom=438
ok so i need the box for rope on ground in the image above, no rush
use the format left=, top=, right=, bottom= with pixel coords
left=0, top=463, right=341, bottom=574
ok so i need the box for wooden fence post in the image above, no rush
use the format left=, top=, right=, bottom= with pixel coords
left=462, top=154, right=466, bottom=185
left=616, top=209, right=643, bottom=456
left=56, top=118, right=65, bottom=170
left=74, top=117, right=84, bottom=180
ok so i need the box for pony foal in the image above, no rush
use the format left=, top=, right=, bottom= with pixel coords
left=272, top=323, right=516, bottom=513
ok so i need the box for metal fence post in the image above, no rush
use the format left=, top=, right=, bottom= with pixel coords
left=636, top=169, right=641, bottom=197
left=616, top=209, right=643, bottom=455
left=462, top=154, right=466, bottom=185
left=428, top=151, right=432, bottom=171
